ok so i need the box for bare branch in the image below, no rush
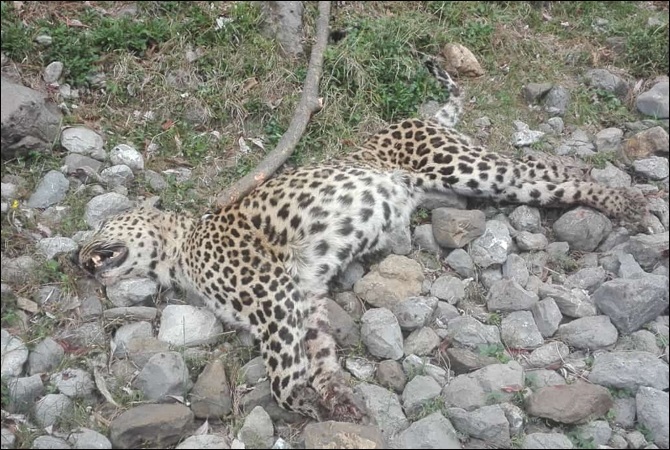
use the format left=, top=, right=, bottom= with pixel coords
left=216, top=1, right=331, bottom=208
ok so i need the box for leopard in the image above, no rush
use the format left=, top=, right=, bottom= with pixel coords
left=77, top=59, right=649, bottom=422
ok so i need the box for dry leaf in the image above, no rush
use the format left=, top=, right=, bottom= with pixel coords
left=17, top=297, right=39, bottom=314
left=238, top=136, right=251, bottom=154
left=162, top=119, right=175, bottom=130
left=94, top=367, right=120, bottom=407
left=242, top=77, right=259, bottom=93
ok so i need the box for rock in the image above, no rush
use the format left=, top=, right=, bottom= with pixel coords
left=588, top=351, right=669, bottom=393
left=447, top=405, right=510, bottom=448
left=404, top=327, right=440, bottom=356
left=31, top=435, right=71, bottom=449
left=564, top=266, right=607, bottom=293
left=584, top=69, right=629, bottom=99
left=353, top=255, right=424, bottom=309
left=125, top=337, right=169, bottom=367
left=60, top=127, right=106, bottom=160
left=558, top=316, right=618, bottom=350
left=68, top=427, right=112, bottom=449
left=553, top=207, right=612, bottom=252
left=354, top=383, right=408, bottom=439
left=376, top=360, right=406, bottom=393
left=431, top=208, right=486, bottom=248
left=617, top=253, right=646, bottom=279
left=1, top=330, right=28, bottom=377
left=445, top=249, right=475, bottom=278
left=445, top=316, right=501, bottom=350
left=63, top=153, right=103, bottom=175
left=592, top=274, right=669, bottom=334
left=623, top=126, right=669, bottom=160
left=430, top=275, right=465, bottom=304
left=636, top=81, right=669, bottom=119
left=633, top=156, right=669, bottom=180
left=238, top=406, right=274, bottom=449
left=487, top=279, right=538, bottom=312
left=525, top=342, right=570, bottom=368
left=133, top=352, right=192, bottom=402
left=36, top=236, right=78, bottom=260
left=361, top=308, right=404, bottom=360
left=512, top=121, right=545, bottom=147
left=323, top=298, right=360, bottom=347
left=402, top=375, right=442, bottom=417
left=34, top=394, right=74, bottom=427
left=109, top=404, right=194, bottom=449
left=636, top=387, right=669, bottom=448
left=158, top=305, right=223, bottom=347
left=445, top=347, right=499, bottom=374
left=84, top=192, right=133, bottom=228
left=516, top=231, right=548, bottom=251
left=543, top=86, right=570, bottom=116
left=106, top=278, right=158, bottom=307
left=442, top=43, right=484, bottom=77
left=522, top=83, right=553, bottom=103
left=616, top=329, right=661, bottom=354
left=144, top=170, right=168, bottom=191
left=522, top=432, right=574, bottom=449
left=595, top=128, right=624, bottom=153
left=28, top=337, right=64, bottom=375
left=240, top=356, right=266, bottom=386
left=501, top=311, right=544, bottom=349
left=110, top=144, right=144, bottom=171
left=419, top=191, right=468, bottom=210
left=391, top=412, right=460, bottom=449
left=345, top=357, right=375, bottom=381
left=503, top=253, right=530, bottom=287
left=1, top=76, right=62, bottom=159
left=52, top=368, right=95, bottom=399
left=575, top=420, right=612, bottom=447
left=590, top=163, right=631, bottom=189
left=260, top=2, right=304, bottom=57
left=539, top=284, right=596, bottom=318
left=413, top=223, right=440, bottom=253
left=43, top=61, right=63, bottom=83
left=392, top=296, right=438, bottom=331
left=6, top=375, right=44, bottom=413
left=35, top=34, right=53, bottom=46
left=555, top=129, right=595, bottom=156
left=101, top=165, right=134, bottom=186
left=103, top=306, right=158, bottom=321
left=27, top=170, right=69, bottom=209
left=547, top=116, right=564, bottom=134
left=240, top=381, right=303, bottom=424
left=525, top=381, right=613, bottom=424
left=626, top=430, right=649, bottom=449
left=175, top=435, right=230, bottom=449
left=610, top=396, right=637, bottom=428
left=470, top=221, right=512, bottom=268
left=303, top=421, right=384, bottom=449
left=441, top=361, right=525, bottom=410
left=648, top=196, right=669, bottom=229
left=624, top=232, right=669, bottom=271
left=1, top=255, right=38, bottom=284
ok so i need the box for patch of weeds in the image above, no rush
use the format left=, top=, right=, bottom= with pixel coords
left=581, top=150, right=619, bottom=169
left=478, top=343, right=510, bottom=363
left=411, top=207, right=431, bottom=227
left=0, top=1, right=35, bottom=61
left=605, top=408, right=617, bottom=423
left=549, top=252, right=580, bottom=274
left=567, top=429, right=596, bottom=449
left=486, top=390, right=506, bottom=405
left=486, top=312, right=502, bottom=327
left=609, top=387, right=634, bottom=399
left=636, top=423, right=654, bottom=443
left=624, top=22, right=669, bottom=77
left=525, top=373, right=539, bottom=390
left=511, top=433, right=526, bottom=449
left=411, top=396, right=448, bottom=421
left=584, top=355, right=595, bottom=370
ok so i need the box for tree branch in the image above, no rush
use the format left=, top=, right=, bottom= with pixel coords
left=216, top=1, right=331, bottom=208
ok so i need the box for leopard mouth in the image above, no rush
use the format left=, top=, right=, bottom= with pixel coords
left=81, top=244, right=128, bottom=277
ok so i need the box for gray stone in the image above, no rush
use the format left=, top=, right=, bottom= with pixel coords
left=158, top=305, right=223, bottom=347
left=617, top=253, right=646, bottom=278
left=530, top=298, right=563, bottom=338
left=361, top=308, right=404, bottom=360
left=63, top=153, right=103, bottom=175
left=35, top=35, right=53, bottom=46
left=611, top=396, right=637, bottom=428
left=106, top=278, right=158, bottom=307
left=634, top=156, right=669, bottom=180
left=353, top=255, right=424, bottom=309
left=133, top=352, right=192, bottom=402
left=144, top=170, right=167, bottom=191
left=28, top=337, right=64, bottom=375
left=124, top=337, right=169, bottom=368
left=393, top=296, right=438, bottom=331
left=303, top=422, right=384, bottom=450
left=447, top=405, right=510, bottom=447
left=402, top=354, right=449, bottom=386
left=419, top=191, right=468, bottom=210
left=432, top=301, right=460, bottom=329
left=591, top=163, right=631, bottom=189
left=543, top=86, right=570, bottom=116
left=1, top=329, right=28, bottom=377
left=60, top=127, right=106, bottom=160
left=503, top=253, right=529, bottom=287
left=1, top=76, right=62, bottom=159
left=6, top=374, right=44, bottom=413
left=526, top=342, right=570, bottom=368
left=445, top=316, right=501, bottom=350
left=625, top=232, right=669, bottom=271
left=404, top=327, right=440, bottom=356
left=101, top=164, right=134, bottom=186
left=175, top=435, right=229, bottom=449
left=626, top=430, right=649, bottom=449
left=589, top=351, right=669, bottom=393
left=333, top=291, right=363, bottom=320
left=432, top=208, right=486, bottom=248
left=442, top=361, right=524, bottom=411
left=636, top=81, right=669, bottom=119
left=52, top=368, right=95, bottom=399
left=522, top=83, right=553, bottom=103
left=539, top=284, right=596, bottom=318
left=558, top=315, right=618, bottom=350
left=402, top=375, right=442, bottom=417
left=103, top=307, right=158, bottom=322
left=240, top=356, right=266, bottom=386
left=110, top=144, right=144, bottom=171
left=523, top=433, right=574, bottom=449
left=27, top=170, right=69, bottom=209
left=112, top=321, right=153, bottom=357
left=516, top=231, right=548, bottom=251
left=513, top=121, right=545, bottom=147
left=547, top=116, right=564, bottom=134
left=585, top=69, right=629, bottom=99
left=430, top=275, right=465, bottom=304
left=413, top=223, right=440, bottom=253
left=345, top=357, right=376, bottom=381
left=470, top=220, right=513, bottom=267
left=445, top=347, right=499, bottom=375
left=391, top=412, right=460, bottom=449
left=595, top=128, right=624, bottom=153
left=32, top=435, right=71, bottom=449
left=238, top=406, right=274, bottom=449
left=109, top=404, right=194, bottom=449
left=487, top=279, right=539, bottom=312
left=501, top=311, right=544, bottom=349
left=636, top=386, right=669, bottom=448
left=556, top=129, right=596, bottom=156
left=648, top=197, right=669, bottom=229
left=616, top=329, right=661, bottom=354
left=553, top=207, right=612, bottom=252
left=509, top=205, right=542, bottom=233
left=1, top=255, right=37, bottom=284
left=323, top=298, right=360, bottom=347
left=376, top=359, right=406, bottom=393
left=260, top=1, right=304, bottom=57
left=34, top=394, right=74, bottom=427
left=564, top=266, right=607, bottom=293
left=36, top=236, right=78, bottom=260
left=84, top=192, right=133, bottom=228
left=445, top=248, right=475, bottom=278
left=593, top=274, right=669, bottom=334
left=68, top=427, right=112, bottom=449
left=43, top=61, right=63, bottom=83
left=240, top=381, right=302, bottom=424
left=354, top=383, right=409, bottom=439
